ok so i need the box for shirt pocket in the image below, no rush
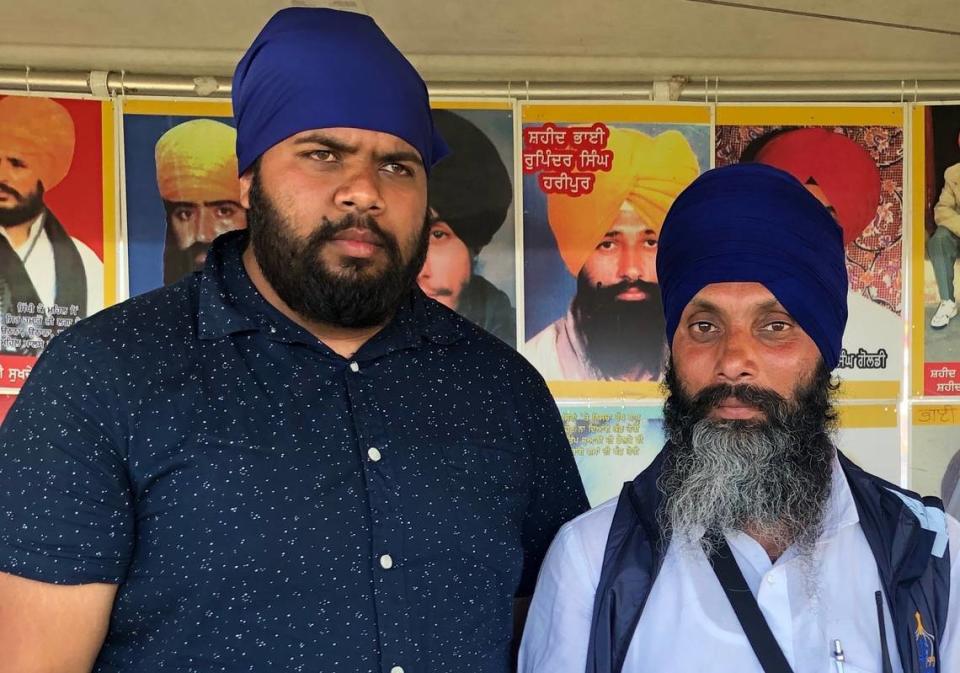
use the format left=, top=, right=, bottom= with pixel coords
left=439, top=438, right=530, bottom=578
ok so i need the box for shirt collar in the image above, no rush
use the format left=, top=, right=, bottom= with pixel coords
left=820, top=450, right=860, bottom=539
left=0, top=210, right=45, bottom=257
left=197, top=229, right=467, bottom=352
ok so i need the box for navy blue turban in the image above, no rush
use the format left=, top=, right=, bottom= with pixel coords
left=656, top=162, right=849, bottom=370
left=232, top=8, right=449, bottom=176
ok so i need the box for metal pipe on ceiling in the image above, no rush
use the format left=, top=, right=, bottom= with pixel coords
left=1, top=67, right=960, bottom=102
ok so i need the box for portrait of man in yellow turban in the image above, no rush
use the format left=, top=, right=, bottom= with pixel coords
left=525, top=127, right=700, bottom=381
left=0, top=95, right=104, bottom=356
left=154, top=119, right=246, bottom=284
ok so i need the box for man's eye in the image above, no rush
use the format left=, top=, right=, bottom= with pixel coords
left=173, top=208, right=194, bottom=222
left=597, top=240, right=616, bottom=251
left=306, top=150, right=336, bottom=162
left=383, top=162, right=413, bottom=176
left=430, top=230, right=448, bottom=240
left=644, top=239, right=658, bottom=248
left=764, top=321, right=791, bottom=332
left=692, top=321, right=715, bottom=333
left=215, top=206, right=237, bottom=218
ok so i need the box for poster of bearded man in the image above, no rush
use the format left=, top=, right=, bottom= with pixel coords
left=0, top=94, right=116, bottom=392
left=121, top=100, right=246, bottom=297
left=520, top=103, right=711, bottom=399
left=715, top=105, right=905, bottom=400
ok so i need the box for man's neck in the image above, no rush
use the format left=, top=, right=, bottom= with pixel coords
left=242, top=245, right=388, bottom=358
left=743, top=525, right=791, bottom=563
left=0, top=215, right=41, bottom=250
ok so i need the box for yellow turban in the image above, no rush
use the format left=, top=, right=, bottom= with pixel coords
left=0, top=96, right=76, bottom=191
left=155, top=119, right=240, bottom=203
left=546, top=127, right=700, bottom=276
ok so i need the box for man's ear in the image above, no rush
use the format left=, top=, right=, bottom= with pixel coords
left=239, top=170, right=253, bottom=210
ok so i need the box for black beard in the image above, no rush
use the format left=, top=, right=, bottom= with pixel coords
left=163, top=226, right=210, bottom=285
left=0, top=181, right=45, bottom=227
left=246, top=168, right=429, bottom=328
left=659, top=357, right=838, bottom=555
left=571, top=273, right=666, bottom=379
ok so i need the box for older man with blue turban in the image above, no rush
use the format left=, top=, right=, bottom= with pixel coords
left=520, top=163, right=960, bottom=673
left=0, top=9, right=588, bottom=673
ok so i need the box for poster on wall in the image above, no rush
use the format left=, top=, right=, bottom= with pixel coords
left=520, top=103, right=712, bottom=398
left=561, top=401, right=898, bottom=508
left=122, top=99, right=245, bottom=298
left=559, top=403, right=664, bottom=506
left=425, top=102, right=517, bottom=348
left=911, top=405, right=960, bottom=519
left=716, top=106, right=904, bottom=400
left=836, top=404, right=900, bottom=485
left=911, top=104, right=960, bottom=397
left=0, top=94, right=116, bottom=392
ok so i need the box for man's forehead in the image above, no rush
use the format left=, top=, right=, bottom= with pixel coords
left=288, top=127, right=422, bottom=157
left=686, top=282, right=790, bottom=314
left=606, top=205, right=658, bottom=236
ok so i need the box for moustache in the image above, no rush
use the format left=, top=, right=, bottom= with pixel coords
left=593, top=278, right=661, bottom=300
left=687, top=382, right=791, bottom=422
left=0, top=183, right=23, bottom=201
left=315, top=213, right=390, bottom=247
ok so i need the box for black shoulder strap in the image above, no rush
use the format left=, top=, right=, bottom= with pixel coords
left=706, top=533, right=795, bottom=673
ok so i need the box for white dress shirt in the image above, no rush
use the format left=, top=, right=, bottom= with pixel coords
left=0, top=211, right=103, bottom=316
left=519, top=459, right=960, bottom=673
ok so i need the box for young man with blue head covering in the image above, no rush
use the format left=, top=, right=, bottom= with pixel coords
left=0, top=9, right=588, bottom=672
left=520, top=163, right=960, bottom=673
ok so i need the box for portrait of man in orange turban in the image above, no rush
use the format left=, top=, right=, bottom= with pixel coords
left=0, top=95, right=103, bottom=356
left=154, top=119, right=246, bottom=284
left=525, top=127, right=701, bottom=381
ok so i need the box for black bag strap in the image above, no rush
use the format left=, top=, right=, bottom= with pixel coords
left=705, top=532, right=796, bottom=673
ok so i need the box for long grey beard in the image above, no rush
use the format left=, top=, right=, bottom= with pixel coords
left=659, top=419, right=833, bottom=559
left=658, top=359, right=838, bottom=560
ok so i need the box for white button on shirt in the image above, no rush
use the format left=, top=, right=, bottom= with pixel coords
left=519, top=459, right=960, bottom=673
left=367, top=447, right=382, bottom=462
left=349, top=361, right=360, bottom=373
left=379, top=554, right=393, bottom=570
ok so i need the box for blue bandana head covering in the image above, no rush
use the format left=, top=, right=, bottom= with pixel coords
left=232, top=8, right=449, bottom=176
left=656, top=162, right=848, bottom=370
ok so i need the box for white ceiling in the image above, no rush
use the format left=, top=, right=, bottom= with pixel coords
left=0, top=0, right=958, bottom=81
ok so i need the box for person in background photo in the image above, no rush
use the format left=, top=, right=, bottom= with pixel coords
left=928, top=132, right=960, bottom=329
left=525, top=127, right=699, bottom=381
left=0, top=96, right=103, bottom=354
left=419, top=109, right=516, bottom=346
left=155, top=118, right=247, bottom=284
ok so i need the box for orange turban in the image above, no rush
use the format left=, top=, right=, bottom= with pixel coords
left=754, top=127, right=880, bottom=245
left=0, top=96, right=76, bottom=191
left=155, top=119, right=240, bottom=203
left=546, top=128, right=700, bottom=276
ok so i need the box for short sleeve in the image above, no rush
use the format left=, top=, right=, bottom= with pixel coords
left=0, top=330, right=133, bottom=584
left=514, top=366, right=589, bottom=597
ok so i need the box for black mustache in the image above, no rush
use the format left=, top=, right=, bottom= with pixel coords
left=0, top=183, right=23, bottom=200
left=689, top=382, right=790, bottom=420
left=595, top=279, right=660, bottom=294
left=316, top=213, right=388, bottom=246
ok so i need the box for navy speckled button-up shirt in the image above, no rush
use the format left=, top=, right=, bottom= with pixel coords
left=0, top=230, right=588, bottom=673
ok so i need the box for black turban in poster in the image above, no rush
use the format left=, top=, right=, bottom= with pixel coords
left=429, top=110, right=513, bottom=253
